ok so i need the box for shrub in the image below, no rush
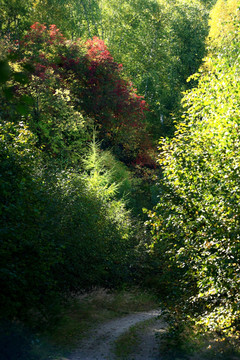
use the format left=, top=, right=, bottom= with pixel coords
left=146, top=2, right=240, bottom=336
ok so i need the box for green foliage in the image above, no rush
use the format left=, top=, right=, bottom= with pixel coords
left=147, top=2, right=240, bottom=338
left=0, top=120, right=139, bottom=321
left=0, top=121, right=138, bottom=321
left=50, top=145, right=136, bottom=292
left=82, top=137, right=124, bottom=204
left=6, top=23, right=153, bottom=167
left=0, top=0, right=210, bottom=139
left=95, top=0, right=209, bottom=138
left=94, top=149, right=133, bottom=199
left=0, top=0, right=222, bottom=352
left=0, top=0, right=33, bottom=39
left=0, top=121, right=63, bottom=319
left=0, top=22, right=148, bottom=324
left=208, top=0, right=239, bottom=51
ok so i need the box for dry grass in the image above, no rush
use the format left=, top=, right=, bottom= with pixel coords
left=114, top=318, right=155, bottom=359
left=42, top=287, right=159, bottom=352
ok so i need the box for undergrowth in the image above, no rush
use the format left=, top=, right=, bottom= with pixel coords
left=114, top=318, right=159, bottom=359
left=159, top=318, right=240, bottom=360
left=0, top=287, right=158, bottom=360
left=40, top=288, right=158, bottom=357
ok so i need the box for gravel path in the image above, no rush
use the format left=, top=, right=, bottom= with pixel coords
left=66, top=310, right=164, bottom=360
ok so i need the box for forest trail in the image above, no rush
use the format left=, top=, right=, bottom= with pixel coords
left=65, top=310, right=165, bottom=360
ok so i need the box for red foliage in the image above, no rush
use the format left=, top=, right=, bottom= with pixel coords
left=16, top=24, right=155, bottom=167
left=49, top=24, right=63, bottom=40
left=30, top=22, right=46, bottom=33
left=86, top=36, right=114, bottom=63
left=29, top=22, right=65, bottom=43
left=135, top=153, right=156, bottom=168
left=35, top=63, right=47, bottom=79
left=83, top=37, right=148, bottom=133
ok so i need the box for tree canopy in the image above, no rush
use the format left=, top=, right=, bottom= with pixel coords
left=1, top=0, right=240, bottom=357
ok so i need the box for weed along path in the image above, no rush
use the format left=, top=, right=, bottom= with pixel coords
left=66, top=309, right=165, bottom=360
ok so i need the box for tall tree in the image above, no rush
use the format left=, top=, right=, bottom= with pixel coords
left=147, top=0, right=240, bottom=338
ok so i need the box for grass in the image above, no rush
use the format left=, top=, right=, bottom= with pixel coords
left=114, top=318, right=156, bottom=359
left=43, top=289, right=240, bottom=360
left=40, top=287, right=159, bottom=356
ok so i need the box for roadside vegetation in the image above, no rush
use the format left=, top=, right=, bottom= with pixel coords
left=146, top=0, right=240, bottom=356
left=0, top=0, right=240, bottom=359
left=114, top=317, right=162, bottom=359
left=1, top=288, right=158, bottom=359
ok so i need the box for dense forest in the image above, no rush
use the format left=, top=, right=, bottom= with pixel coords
left=0, top=0, right=239, bottom=358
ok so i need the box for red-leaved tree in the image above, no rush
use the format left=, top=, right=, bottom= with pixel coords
left=16, top=23, right=155, bottom=166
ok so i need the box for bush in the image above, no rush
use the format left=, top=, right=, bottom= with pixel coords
left=146, top=1, right=240, bottom=336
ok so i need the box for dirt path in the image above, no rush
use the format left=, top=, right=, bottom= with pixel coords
left=66, top=310, right=164, bottom=360
left=131, top=317, right=166, bottom=360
